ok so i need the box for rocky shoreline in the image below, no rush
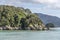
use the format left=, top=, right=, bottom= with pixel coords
left=0, top=5, right=48, bottom=30
left=0, top=25, right=48, bottom=30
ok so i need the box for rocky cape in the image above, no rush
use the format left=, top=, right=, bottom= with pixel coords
left=0, top=5, right=47, bottom=30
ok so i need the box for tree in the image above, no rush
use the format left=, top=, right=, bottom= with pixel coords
left=20, top=18, right=28, bottom=30
left=25, top=9, right=32, bottom=13
left=45, top=23, right=55, bottom=28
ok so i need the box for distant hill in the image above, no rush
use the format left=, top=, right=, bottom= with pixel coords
left=36, top=13, right=60, bottom=27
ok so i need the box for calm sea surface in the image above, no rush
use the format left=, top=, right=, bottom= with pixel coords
left=0, top=28, right=60, bottom=40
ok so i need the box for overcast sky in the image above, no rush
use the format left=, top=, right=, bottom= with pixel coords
left=0, top=0, right=60, bottom=18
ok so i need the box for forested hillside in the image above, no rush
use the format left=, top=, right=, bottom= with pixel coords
left=0, top=5, right=45, bottom=30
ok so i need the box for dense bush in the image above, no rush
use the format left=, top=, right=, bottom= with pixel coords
left=0, top=5, right=45, bottom=30
left=45, top=23, right=55, bottom=28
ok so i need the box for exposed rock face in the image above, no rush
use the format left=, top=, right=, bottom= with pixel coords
left=25, top=24, right=46, bottom=30
left=0, top=24, right=46, bottom=30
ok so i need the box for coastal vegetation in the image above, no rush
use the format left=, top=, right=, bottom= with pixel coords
left=0, top=5, right=46, bottom=30
left=45, top=23, right=55, bottom=28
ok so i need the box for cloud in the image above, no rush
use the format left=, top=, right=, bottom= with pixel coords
left=0, top=0, right=21, bottom=6
left=0, top=0, right=60, bottom=9
left=33, top=0, right=58, bottom=4
left=20, top=0, right=60, bottom=9
left=31, top=0, right=60, bottom=8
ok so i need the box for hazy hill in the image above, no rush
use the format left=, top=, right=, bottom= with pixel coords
left=36, top=13, right=60, bottom=27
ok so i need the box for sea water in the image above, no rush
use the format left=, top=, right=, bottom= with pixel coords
left=0, top=28, right=60, bottom=40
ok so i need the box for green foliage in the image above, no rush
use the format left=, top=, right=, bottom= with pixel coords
left=0, top=5, right=44, bottom=30
left=0, top=5, right=26, bottom=27
left=45, top=23, right=55, bottom=28
left=25, top=8, right=32, bottom=13
left=20, top=13, right=43, bottom=30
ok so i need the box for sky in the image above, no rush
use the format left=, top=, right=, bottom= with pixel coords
left=0, top=0, right=60, bottom=18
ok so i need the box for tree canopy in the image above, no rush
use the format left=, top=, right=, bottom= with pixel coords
left=45, top=23, right=55, bottom=28
left=0, top=5, right=45, bottom=30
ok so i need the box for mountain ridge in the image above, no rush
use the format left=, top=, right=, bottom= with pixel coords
left=36, top=13, right=60, bottom=27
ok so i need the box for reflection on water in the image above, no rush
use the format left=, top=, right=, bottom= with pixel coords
left=0, top=28, right=60, bottom=40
